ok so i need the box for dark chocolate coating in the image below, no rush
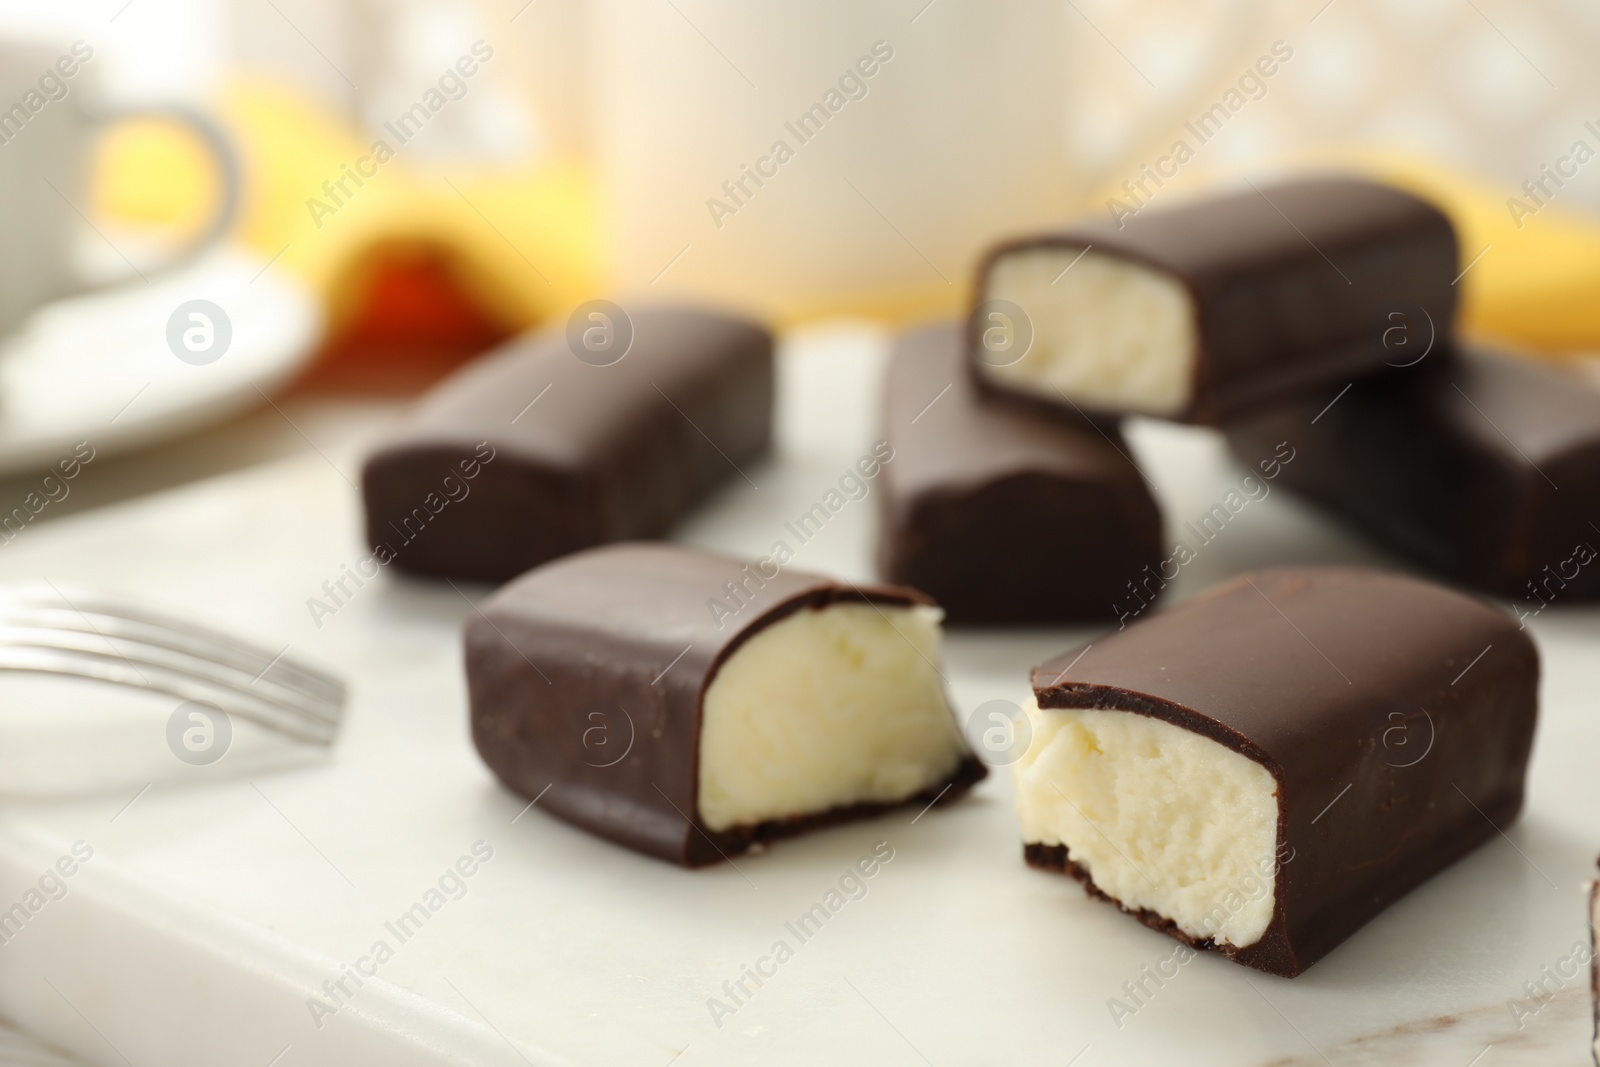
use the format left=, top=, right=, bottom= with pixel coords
left=877, top=322, right=1163, bottom=624
left=362, top=307, right=773, bottom=582
left=1226, top=344, right=1600, bottom=603
left=466, top=542, right=985, bottom=867
left=973, top=177, right=1459, bottom=424
left=1029, top=566, right=1538, bottom=977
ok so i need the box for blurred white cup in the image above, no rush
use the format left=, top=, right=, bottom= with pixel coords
left=507, top=0, right=1264, bottom=321
left=0, top=35, right=240, bottom=338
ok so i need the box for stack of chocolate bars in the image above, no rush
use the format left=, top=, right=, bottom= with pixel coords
left=356, top=175, right=1574, bottom=986
left=881, top=174, right=1600, bottom=624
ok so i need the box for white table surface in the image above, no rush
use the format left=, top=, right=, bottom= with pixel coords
left=0, top=323, right=1593, bottom=1067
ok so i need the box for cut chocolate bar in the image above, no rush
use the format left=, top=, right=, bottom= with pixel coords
left=1015, top=566, right=1538, bottom=977
left=1591, top=867, right=1599, bottom=1066
left=362, top=307, right=772, bottom=582
left=1227, top=343, right=1600, bottom=605
left=877, top=322, right=1163, bottom=624
left=466, top=543, right=985, bottom=866
left=971, top=177, right=1458, bottom=424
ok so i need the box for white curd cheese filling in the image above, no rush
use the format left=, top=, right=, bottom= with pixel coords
left=698, top=603, right=967, bottom=832
left=1014, top=698, right=1280, bottom=948
left=980, top=247, right=1197, bottom=417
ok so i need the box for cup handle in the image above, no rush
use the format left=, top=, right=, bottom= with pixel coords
left=87, top=103, right=243, bottom=279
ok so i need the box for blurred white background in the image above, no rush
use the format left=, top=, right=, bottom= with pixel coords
left=3, top=0, right=1597, bottom=308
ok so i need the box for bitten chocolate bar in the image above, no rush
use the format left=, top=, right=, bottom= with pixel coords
left=1227, top=343, right=1600, bottom=607
left=466, top=543, right=984, bottom=866
left=362, top=307, right=772, bottom=582
left=877, top=322, right=1163, bottom=624
left=1015, top=567, right=1538, bottom=977
left=971, top=177, right=1458, bottom=424
left=1590, top=869, right=1599, bottom=1066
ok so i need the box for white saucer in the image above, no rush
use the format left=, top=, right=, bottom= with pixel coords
left=0, top=246, right=321, bottom=477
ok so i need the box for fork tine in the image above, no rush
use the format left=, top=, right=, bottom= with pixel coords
left=0, top=625, right=343, bottom=730
left=0, top=586, right=342, bottom=687
left=0, top=647, right=338, bottom=746
left=0, top=619, right=345, bottom=724
left=0, top=598, right=345, bottom=704
left=81, top=600, right=346, bottom=699
left=0, top=586, right=347, bottom=749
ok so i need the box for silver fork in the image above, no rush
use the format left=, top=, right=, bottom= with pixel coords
left=0, top=587, right=345, bottom=746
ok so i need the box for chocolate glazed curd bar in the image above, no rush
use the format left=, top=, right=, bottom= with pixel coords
left=362, top=307, right=772, bottom=582
left=1014, top=567, right=1538, bottom=977
left=1227, top=342, right=1600, bottom=605
left=877, top=322, right=1163, bottom=624
left=1591, top=866, right=1599, bottom=1065
left=971, top=177, right=1458, bottom=424
left=466, top=543, right=985, bottom=867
